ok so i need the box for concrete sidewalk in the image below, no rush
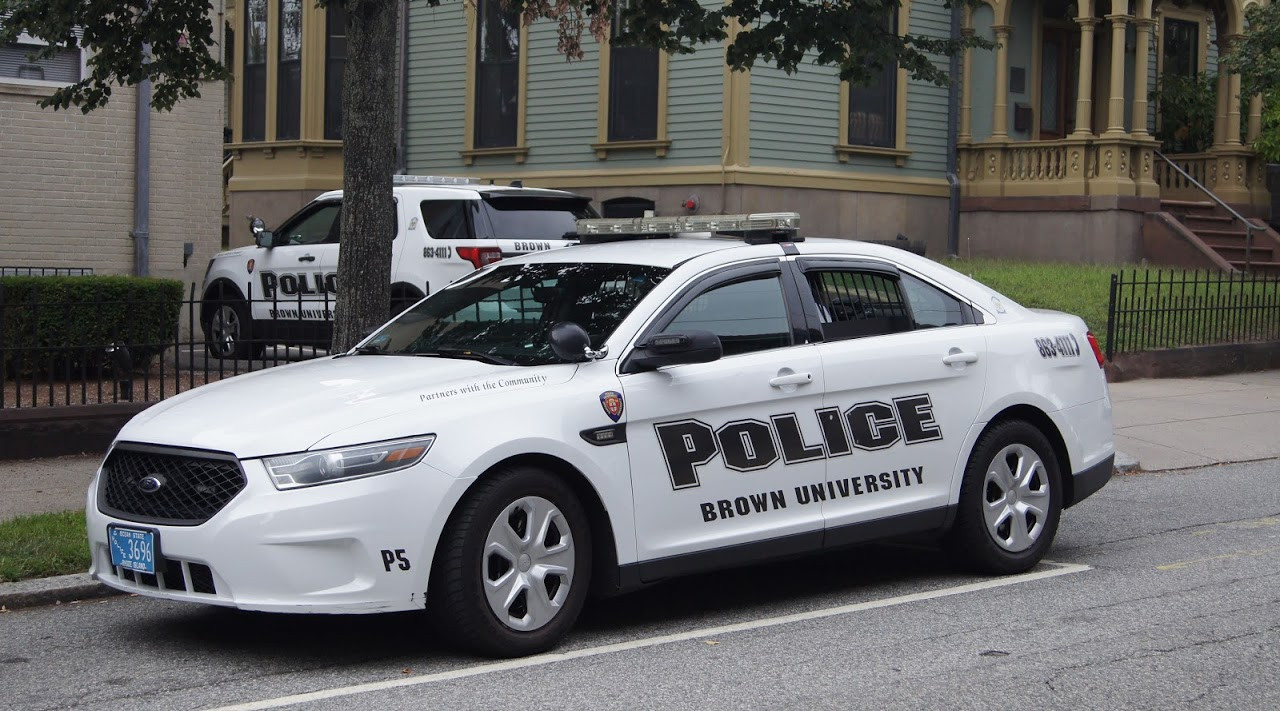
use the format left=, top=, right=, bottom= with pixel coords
left=4, top=370, right=1280, bottom=525
left=1110, top=370, right=1280, bottom=471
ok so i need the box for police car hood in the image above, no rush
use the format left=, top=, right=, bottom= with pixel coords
left=116, top=356, right=572, bottom=458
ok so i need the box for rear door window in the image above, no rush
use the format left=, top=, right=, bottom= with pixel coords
left=478, top=196, right=597, bottom=240
left=420, top=200, right=477, bottom=241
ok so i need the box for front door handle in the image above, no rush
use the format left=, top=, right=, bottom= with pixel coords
left=770, top=372, right=813, bottom=387
left=298, top=254, right=316, bottom=263
left=942, top=350, right=979, bottom=365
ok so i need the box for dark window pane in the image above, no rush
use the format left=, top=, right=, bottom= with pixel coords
left=243, top=0, right=268, bottom=141
left=481, top=196, right=597, bottom=239
left=420, top=200, right=474, bottom=240
left=807, top=271, right=912, bottom=341
left=666, top=276, right=791, bottom=356
left=847, top=8, right=898, bottom=148
left=474, top=0, right=519, bottom=148
left=607, top=1, right=658, bottom=142
left=1163, top=19, right=1198, bottom=78
left=324, top=2, right=346, bottom=140
left=609, top=46, right=659, bottom=141
left=276, top=0, right=302, bottom=140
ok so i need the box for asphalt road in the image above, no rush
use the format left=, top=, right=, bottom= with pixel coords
left=3, top=461, right=1278, bottom=711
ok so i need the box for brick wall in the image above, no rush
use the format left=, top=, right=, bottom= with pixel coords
left=0, top=79, right=225, bottom=291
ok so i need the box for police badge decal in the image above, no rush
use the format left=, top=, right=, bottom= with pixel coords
left=600, top=391, right=624, bottom=422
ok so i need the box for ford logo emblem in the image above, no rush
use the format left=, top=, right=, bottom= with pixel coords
left=138, top=475, right=165, bottom=494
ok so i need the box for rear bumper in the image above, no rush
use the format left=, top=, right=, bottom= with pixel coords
left=1066, top=453, right=1113, bottom=508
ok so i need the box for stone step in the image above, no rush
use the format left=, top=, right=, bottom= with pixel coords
left=1161, top=199, right=1218, bottom=212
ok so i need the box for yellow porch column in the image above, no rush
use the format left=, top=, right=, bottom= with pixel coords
left=1214, top=61, right=1230, bottom=146
left=992, top=25, right=1013, bottom=138
left=1104, top=13, right=1131, bottom=135
left=1131, top=17, right=1154, bottom=137
left=1225, top=46, right=1244, bottom=146
left=959, top=7, right=974, bottom=141
left=1248, top=94, right=1263, bottom=143
left=1071, top=8, right=1097, bottom=137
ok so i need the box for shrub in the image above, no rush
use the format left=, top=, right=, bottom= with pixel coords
left=1150, top=73, right=1217, bottom=154
left=0, top=276, right=184, bottom=377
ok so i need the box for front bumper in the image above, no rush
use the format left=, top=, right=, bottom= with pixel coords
left=86, top=456, right=471, bottom=614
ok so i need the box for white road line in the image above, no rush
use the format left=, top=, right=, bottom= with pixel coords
left=204, top=561, right=1090, bottom=711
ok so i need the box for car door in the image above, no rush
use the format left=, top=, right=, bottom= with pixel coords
left=621, top=259, right=829, bottom=579
left=793, top=258, right=989, bottom=547
left=252, top=199, right=341, bottom=324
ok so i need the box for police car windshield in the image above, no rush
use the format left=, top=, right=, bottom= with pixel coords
left=369, top=263, right=670, bottom=366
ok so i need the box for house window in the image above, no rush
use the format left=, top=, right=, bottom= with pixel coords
left=242, top=0, right=268, bottom=142
left=1163, top=18, right=1199, bottom=78
left=847, top=8, right=899, bottom=148
left=607, top=0, right=658, bottom=142
left=0, top=27, right=83, bottom=84
left=324, top=2, right=346, bottom=140
left=474, top=0, right=520, bottom=149
left=276, top=0, right=302, bottom=141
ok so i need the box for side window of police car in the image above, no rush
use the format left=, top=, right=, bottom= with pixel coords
left=899, top=273, right=969, bottom=329
left=420, top=200, right=474, bottom=240
left=279, top=203, right=341, bottom=245
left=664, top=274, right=791, bottom=356
left=806, top=270, right=913, bottom=341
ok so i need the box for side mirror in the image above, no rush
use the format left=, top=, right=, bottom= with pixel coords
left=627, top=330, right=723, bottom=372
left=248, top=216, right=266, bottom=235
left=255, top=230, right=279, bottom=248
left=549, top=321, right=592, bottom=363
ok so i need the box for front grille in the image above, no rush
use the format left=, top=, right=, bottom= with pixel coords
left=99, top=444, right=246, bottom=525
left=111, top=555, right=219, bottom=597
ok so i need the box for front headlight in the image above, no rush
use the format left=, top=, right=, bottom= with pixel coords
left=264, top=435, right=436, bottom=490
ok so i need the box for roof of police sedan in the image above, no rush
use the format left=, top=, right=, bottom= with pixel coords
left=506, top=236, right=927, bottom=270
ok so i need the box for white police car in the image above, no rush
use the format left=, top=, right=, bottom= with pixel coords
left=88, top=213, right=1113, bottom=657
left=201, top=175, right=595, bottom=359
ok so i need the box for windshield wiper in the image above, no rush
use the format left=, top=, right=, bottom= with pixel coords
left=412, top=348, right=517, bottom=366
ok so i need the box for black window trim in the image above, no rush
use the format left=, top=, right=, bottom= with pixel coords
left=619, top=259, right=809, bottom=374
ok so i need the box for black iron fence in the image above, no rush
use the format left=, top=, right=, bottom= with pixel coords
left=1, top=266, right=94, bottom=277
left=1106, top=269, right=1280, bottom=359
left=0, top=284, right=333, bottom=408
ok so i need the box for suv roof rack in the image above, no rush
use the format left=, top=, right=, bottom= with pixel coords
left=391, top=174, right=482, bottom=186
left=574, top=212, right=802, bottom=244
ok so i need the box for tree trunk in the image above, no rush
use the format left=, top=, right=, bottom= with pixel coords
left=332, top=0, right=399, bottom=353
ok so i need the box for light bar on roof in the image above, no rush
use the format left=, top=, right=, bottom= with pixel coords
left=576, top=212, right=800, bottom=235
left=391, top=174, right=482, bottom=186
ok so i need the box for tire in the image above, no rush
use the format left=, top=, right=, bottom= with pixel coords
left=948, top=420, right=1062, bottom=575
left=203, top=297, right=263, bottom=360
left=429, top=466, right=592, bottom=657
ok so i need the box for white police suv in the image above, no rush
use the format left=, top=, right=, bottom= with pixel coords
left=201, top=175, right=595, bottom=359
left=89, top=213, right=1113, bottom=657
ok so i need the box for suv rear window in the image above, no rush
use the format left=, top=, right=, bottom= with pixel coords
left=480, top=196, right=597, bottom=240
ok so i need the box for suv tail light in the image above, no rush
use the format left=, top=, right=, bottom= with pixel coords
left=456, top=247, right=503, bottom=270
left=1086, top=330, right=1105, bottom=368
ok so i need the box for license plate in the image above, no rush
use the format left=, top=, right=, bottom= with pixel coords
left=108, top=526, right=156, bottom=575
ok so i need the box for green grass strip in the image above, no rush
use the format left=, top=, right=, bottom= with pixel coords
left=948, top=258, right=1121, bottom=349
left=0, top=510, right=90, bottom=583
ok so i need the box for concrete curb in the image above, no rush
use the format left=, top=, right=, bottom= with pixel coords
left=1114, top=450, right=1141, bottom=474
left=0, top=573, right=123, bottom=611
